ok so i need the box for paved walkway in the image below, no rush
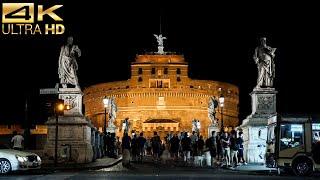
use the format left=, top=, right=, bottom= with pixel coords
left=42, top=156, right=122, bottom=170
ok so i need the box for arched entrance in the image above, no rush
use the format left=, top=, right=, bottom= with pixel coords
left=142, top=119, right=179, bottom=139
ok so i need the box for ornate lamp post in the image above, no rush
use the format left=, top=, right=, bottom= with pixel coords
left=103, top=96, right=110, bottom=134
left=54, top=99, right=65, bottom=166
left=219, top=94, right=225, bottom=132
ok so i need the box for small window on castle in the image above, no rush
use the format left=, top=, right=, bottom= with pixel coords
left=138, top=77, right=142, bottom=82
left=164, top=68, right=168, bottom=74
left=138, top=68, right=143, bottom=74
left=177, top=77, right=181, bottom=82
left=151, top=68, right=155, bottom=74
left=177, top=68, right=181, bottom=74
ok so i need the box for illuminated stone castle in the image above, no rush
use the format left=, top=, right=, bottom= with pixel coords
left=83, top=53, right=239, bottom=138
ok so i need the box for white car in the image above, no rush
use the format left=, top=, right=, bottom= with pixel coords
left=0, top=144, right=41, bottom=174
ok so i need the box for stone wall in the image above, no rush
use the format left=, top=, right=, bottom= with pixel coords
left=84, top=81, right=239, bottom=139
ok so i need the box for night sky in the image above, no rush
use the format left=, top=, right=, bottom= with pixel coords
left=0, top=1, right=319, bottom=125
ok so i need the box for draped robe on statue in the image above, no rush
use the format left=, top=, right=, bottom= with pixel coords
left=58, top=45, right=81, bottom=88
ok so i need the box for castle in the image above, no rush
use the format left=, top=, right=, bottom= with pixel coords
left=83, top=51, right=239, bottom=138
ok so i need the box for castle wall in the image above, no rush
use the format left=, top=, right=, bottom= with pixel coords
left=84, top=81, right=239, bottom=138
left=83, top=54, right=239, bottom=139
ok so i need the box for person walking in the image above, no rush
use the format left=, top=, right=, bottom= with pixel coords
left=131, top=134, right=138, bottom=162
left=230, top=131, right=239, bottom=167
left=137, top=132, right=146, bottom=162
left=221, top=131, right=231, bottom=167
left=237, top=132, right=247, bottom=165
left=151, top=132, right=161, bottom=162
left=11, top=131, right=24, bottom=151
left=122, top=132, right=132, bottom=166
left=169, top=134, right=180, bottom=161
left=206, top=131, right=217, bottom=167
left=216, top=132, right=223, bottom=161
left=197, top=135, right=205, bottom=156
left=181, top=132, right=191, bottom=164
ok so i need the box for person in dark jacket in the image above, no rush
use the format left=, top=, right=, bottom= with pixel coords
left=181, top=132, right=191, bottom=163
left=216, top=132, right=223, bottom=161
left=237, top=132, right=246, bottom=165
left=137, top=132, right=146, bottom=162
left=122, top=132, right=131, bottom=151
left=206, top=131, right=217, bottom=166
left=230, top=131, right=238, bottom=167
left=197, top=135, right=205, bottom=156
left=151, top=132, right=161, bottom=161
left=131, top=134, right=139, bottom=161
left=169, top=134, right=180, bottom=161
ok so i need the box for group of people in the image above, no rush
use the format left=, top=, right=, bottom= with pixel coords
left=205, top=130, right=246, bottom=167
left=103, top=132, right=118, bottom=158
left=118, top=130, right=247, bottom=168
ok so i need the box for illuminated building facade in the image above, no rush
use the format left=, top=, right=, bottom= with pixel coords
left=83, top=53, right=239, bottom=138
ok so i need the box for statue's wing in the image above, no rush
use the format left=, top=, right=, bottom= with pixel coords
left=154, top=34, right=158, bottom=39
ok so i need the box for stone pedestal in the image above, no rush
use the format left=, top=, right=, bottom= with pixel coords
left=44, top=116, right=93, bottom=163
left=157, top=46, right=164, bottom=54
left=58, top=88, right=83, bottom=116
left=240, top=88, right=277, bottom=164
left=41, top=86, right=93, bottom=163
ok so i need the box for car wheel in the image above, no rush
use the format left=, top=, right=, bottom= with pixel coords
left=0, top=158, right=12, bottom=174
left=292, top=157, right=313, bottom=176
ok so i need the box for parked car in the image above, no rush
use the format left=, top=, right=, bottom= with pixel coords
left=0, top=144, right=41, bottom=174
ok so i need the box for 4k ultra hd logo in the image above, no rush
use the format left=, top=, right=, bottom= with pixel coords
left=1, top=3, right=65, bottom=35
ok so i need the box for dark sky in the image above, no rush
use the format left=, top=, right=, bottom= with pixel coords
left=0, top=1, right=319, bottom=125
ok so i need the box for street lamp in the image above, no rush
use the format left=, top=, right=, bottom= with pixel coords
left=219, top=94, right=225, bottom=132
left=54, top=99, right=64, bottom=166
left=103, top=96, right=109, bottom=134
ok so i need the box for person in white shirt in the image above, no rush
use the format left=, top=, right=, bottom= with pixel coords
left=11, top=131, right=24, bottom=151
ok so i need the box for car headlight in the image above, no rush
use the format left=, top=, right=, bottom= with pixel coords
left=16, top=155, right=27, bottom=162
left=37, top=156, right=41, bottom=162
